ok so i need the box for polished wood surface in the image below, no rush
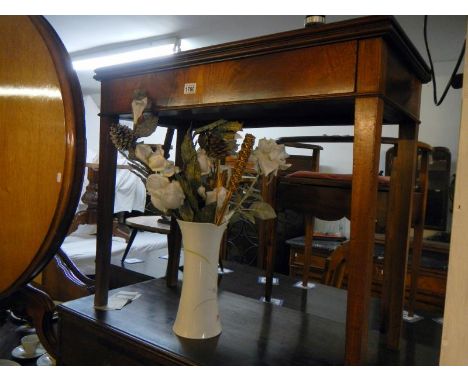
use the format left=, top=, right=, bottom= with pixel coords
left=323, top=241, right=349, bottom=288
left=95, top=16, right=429, bottom=91
left=57, top=278, right=355, bottom=365
left=95, top=114, right=119, bottom=308
left=57, top=274, right=441, bottom=366
left=92, top=16, right=430, bottom=365
left=381, top=122, right=419, bottom=349
left=407, top=146, right=430, bottom=316
left=99, top=41, right=357, bottom=112
left=345, top=96, right=384, bottom=364
left=0, top=16, right=85, bottom=298
left=41, top=249, right=95, bottom=302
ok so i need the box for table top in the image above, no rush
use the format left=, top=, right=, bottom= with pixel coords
left=58, top=272, right=440, bottom=365
left=93, top=16, right=430, bottom=127
left=58, top=278, right=349, bottom=365
left=86, top=162, right=130, bottom=170
left=125, top=216, right=171, bottom=234
left=95, top=16, right=430, bottom=83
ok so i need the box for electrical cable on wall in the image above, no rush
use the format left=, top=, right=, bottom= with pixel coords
left=424, top=15, right=466, bottom=106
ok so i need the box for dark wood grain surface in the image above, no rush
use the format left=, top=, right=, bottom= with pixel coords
left=94, top=16, right=430, bottom=83
left=58, top=272, right=440, bottom=366
left=0, top=16, right=86, bottom=300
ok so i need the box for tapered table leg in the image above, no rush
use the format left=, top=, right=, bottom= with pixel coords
left=381, top=122, right=419, bottom=349
left=407, top=150, right=429, bottom=317
left=263, top=176, right=277, bottom=302
left=345, top=97, right=383, bottom=365
left=165, top=127, right=185, bottom=287
left=94, top=114, right=118, bottom=308
left=302, top=215, right=315, bottom=287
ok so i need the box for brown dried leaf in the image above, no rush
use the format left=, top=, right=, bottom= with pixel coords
left=134, top=114, right=159, bottom=138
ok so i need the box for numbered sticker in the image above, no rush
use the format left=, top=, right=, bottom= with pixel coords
left=184, top=83, right=197, bottom=94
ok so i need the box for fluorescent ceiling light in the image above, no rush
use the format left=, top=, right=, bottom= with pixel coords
left=71, top=36, right=180, bottom=71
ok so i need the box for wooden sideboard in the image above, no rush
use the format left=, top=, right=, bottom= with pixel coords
left=57, top=276, right=441, bottom=366
left=90, top=16, right=431, bottom=364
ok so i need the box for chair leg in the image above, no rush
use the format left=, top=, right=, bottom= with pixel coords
left=302, top=214, right=315, bottom=287
left=121, top=229, right=138, bottom=264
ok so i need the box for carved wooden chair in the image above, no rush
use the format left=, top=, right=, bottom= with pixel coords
left=5, top=249, right=96, bottom=361
left=257, top=142, right=323, bottom=270
left=322, top=241, right=349, bottom=289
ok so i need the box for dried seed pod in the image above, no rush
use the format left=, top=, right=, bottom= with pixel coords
left=215, top=133, right=255, bottom=224
left=109, top=124, right=136, bottom=151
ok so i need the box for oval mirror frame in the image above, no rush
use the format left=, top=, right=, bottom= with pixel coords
left=0, top=16, right=86, bottom=298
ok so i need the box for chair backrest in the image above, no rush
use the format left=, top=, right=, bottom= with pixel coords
left=322, top=241, right=349, bottom=288
left=40, top=249, right=95, bottom=302
left=276, top=139, right=323, bottom=174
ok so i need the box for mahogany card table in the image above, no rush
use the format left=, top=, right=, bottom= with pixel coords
left=91, top=16, right=430, bottom=364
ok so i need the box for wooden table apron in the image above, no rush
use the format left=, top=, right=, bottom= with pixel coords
left=92, top=16, right=430, bottom=365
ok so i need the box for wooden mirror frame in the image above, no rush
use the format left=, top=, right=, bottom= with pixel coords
left=0, top=16, right=86, bottom=299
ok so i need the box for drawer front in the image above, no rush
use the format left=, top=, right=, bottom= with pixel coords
left=58, top=311, right=189, bottom=365
left=103, top=41, right=357, bottom=114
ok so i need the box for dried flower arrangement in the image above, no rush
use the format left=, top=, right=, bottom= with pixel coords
left=110, top=90, right=290, bottom=226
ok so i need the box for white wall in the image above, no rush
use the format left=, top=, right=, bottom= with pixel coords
left=83, top=95, right=101, bottom=160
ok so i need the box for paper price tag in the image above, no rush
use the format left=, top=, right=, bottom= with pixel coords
left=184, top=83, right=196, bottom=94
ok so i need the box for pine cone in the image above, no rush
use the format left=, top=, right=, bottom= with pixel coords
left=109, top=124, right=136, bottom=151
left=199, top=132, right=229, bottom=159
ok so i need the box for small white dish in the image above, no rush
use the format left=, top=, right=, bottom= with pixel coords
left=11, top=344, right=46, bottom=359
left=0, top=359, right=21, bottom=366
left=36, top=353, right=56, bottom=366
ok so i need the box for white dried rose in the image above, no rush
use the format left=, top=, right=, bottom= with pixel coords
left=135, top=143, right=153, bottom=165
left=147, top=145, right=177, bottom=177
left=206, top=186, right=227, bottom=209
left=198, top=185, right=207, bottom=199
left=252, top=138, right=291, bottom=176
left=132, top=96, right=148, bottom=124
left=197, top=148, right=212, bottom=175
left=148, top=152, right=167, bottom=172
left=146, top=174, right=185, bottom=213
left=159, top=161, right=180, bottom=178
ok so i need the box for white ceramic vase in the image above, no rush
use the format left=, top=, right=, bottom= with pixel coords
left=172, top=220, right=227, bottom=339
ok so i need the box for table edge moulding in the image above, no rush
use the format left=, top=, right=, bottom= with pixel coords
left=91, top=15, right=430, bottom=365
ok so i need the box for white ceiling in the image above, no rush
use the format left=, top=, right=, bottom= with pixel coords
left=45, top=15, right=467, bottom=97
